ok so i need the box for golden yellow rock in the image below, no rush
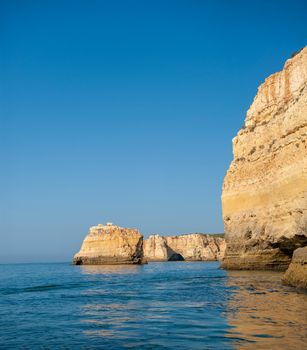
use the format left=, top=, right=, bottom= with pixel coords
left=143, top=234, right=226, bottom=261
left=283, top=247, right=307, bottom=289
left=221, top=47, right=307, bottom=270
left=73, top=223, right=145, bottom=265
left=143, top=235, right=170, bottom=261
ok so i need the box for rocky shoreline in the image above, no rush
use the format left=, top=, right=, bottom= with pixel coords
left=144, top=234, right=225, bottom=262
left=73, top=48, right=307, bottom=289
left=73, top=223, right=225, bottom=265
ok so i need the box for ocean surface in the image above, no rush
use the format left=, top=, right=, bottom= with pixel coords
left=0, top=262, right=306, bottom=349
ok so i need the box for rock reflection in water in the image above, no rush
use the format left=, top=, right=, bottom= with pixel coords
left=225, top=270, right=307, bottom=349
left=77, top=262, right=232, bottom=349
left=79, top=264, right=143, bottom=275
left=73, top=263, right=307, bottom=349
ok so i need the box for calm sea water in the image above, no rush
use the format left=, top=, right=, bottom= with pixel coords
left=0, top=262, right=306, bottom=349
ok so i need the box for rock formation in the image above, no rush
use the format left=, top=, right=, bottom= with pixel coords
left=73, top=223, right=145, bottom=265
left=221, top=47, right=307, bottom=270
left=143, top=235, right=170, bottom=261
left=73, top=222, right=226, bottom=265
left=143, top=234, right=226, bottom=261
left=283, top=247, right=307, bottom=289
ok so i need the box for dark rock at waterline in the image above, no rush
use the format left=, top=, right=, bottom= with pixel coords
left=283, top=247, right=307, bottom=289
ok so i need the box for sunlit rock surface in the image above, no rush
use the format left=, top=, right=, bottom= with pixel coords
left=143, top=234, right=225, bottom=261
left=73, top=223, right=145, bottom=265
left=221, top=47, right=307, bottom=270
left=143, top=235, right=170, bottom=261
left=283, top=247, right=307, bottom=289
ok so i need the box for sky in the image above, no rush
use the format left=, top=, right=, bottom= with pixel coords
left=1, top=0, right=306, bottom=263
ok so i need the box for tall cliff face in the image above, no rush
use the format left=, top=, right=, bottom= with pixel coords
left=143, top=234, right=226, bottom=261
left=73, top=224, right=144, bottom=265
left=221, top=47, right=307, bottom=270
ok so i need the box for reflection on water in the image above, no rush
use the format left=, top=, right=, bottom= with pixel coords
left=225, top=270, right=307, bottom=349
left=79, top=262, right=231, bottom=349
left=1, top=262, right=306, bottom=349
left=79, top=264, right=307, bottom=349
left=82, top=301, right=143, bottom=340
left=79, top=264, right=143, bottom=275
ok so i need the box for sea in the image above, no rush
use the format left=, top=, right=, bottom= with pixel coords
left=0, top=262, right=306, bottom=349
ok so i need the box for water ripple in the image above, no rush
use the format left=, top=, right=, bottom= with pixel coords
left=0, top=262, right=306, bottom=349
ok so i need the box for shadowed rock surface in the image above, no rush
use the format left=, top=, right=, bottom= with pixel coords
left=143, top=234, right=226, bottom=261
left=221, top=47, right=307, bottom=270
left=283, top=247, right=307, bottom=289
left=73, top=223, right=145, bottom=265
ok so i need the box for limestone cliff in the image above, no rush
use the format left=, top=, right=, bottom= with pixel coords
left=73, top=223, right=145, bottom=265
left=143, top=235, right=170, bottom=261
left=221, top=47, right=307, bottom=270
left=283, top=247, right=307, bottom=289
left=143, top=234, right=226, bottom=261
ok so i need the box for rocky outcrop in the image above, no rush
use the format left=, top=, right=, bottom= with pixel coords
left=73, top=223, right=145, bottom=265
left=73, top=223, right=226, bottom=265
left=283, top=247, right=307, bottom=289
left=143, top=235, right=171, bottom=261
left=143, top=234, right=226, bottom=261
left=221, top=47, right=307, bottom=270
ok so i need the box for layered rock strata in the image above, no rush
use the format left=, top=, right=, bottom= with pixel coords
left=221, top=47, right=307, bottom=270
left=73, top=223, right=145, bottom=265
left=283, top=247, right=307, bottom=289
left=143, top=234, right=226, bottom=261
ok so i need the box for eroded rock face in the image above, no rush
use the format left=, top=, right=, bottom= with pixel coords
left=221, top=47, right=307, bottom=270
left=143, top=235, right=170, bottom=261
left=283, top=247, right=307, bottom=289
left=143, top=234, right=226, bottom=261
left=73, top=223, right=145, bottom=265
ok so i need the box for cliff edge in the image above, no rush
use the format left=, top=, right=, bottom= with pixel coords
left=221, top=47, right=307, bottom=270
left=73, top=223, right=145, bottom=265
left=143, top=234, right=225, bottom=261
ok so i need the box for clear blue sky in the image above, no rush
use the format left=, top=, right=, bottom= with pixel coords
left=1, top=0, right=306, bottom=262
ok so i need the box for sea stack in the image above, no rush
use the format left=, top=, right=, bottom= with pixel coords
left=73, top=223, right=145, bottom=265
left=221, top=47, right=307, bottom=270
left=143, top=234, right=226, bottom=262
